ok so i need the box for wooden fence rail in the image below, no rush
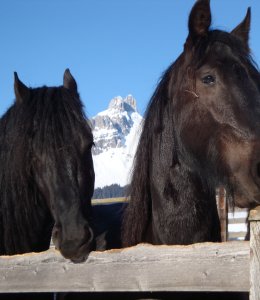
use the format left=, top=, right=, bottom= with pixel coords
left=0, top=242, right=250, bottom=293
left=0, top=206, right=259, bottom=299
left=249, top=207, right=260, bottom=300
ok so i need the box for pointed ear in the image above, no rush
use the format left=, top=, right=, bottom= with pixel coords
left=63, top=68, right=78, bottom=94
left=187, top=0, right=211, bottom=45
left=231, top=8, right=251, bottom=51
left=14, top=72, right=30, bottom=103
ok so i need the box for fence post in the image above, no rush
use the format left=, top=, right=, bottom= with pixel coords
left=249, top=206, right=260, bottom=300
left=216, top=187, right=228, bottom=241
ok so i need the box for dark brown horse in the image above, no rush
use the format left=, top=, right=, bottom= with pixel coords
left=0, top=70, right=95, bottom=262
left=123, top=0, right=260, bottom=247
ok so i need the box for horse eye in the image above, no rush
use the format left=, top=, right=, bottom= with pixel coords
left=202, top=75, right=215, bottom=85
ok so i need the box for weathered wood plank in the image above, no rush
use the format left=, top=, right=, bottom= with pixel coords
left=91, top=197, right=127, bottom=205
left=217, top=187, right=228, bottom=242
left=249, top=206, right=260, bottom=300
left=228, top=218, right=247, bottom=224
left=228, top=231, right=247, bottom=240
left=0, top=242, right=249, bottom=293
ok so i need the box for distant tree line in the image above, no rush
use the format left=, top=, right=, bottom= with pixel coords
left=93, top=184, right=129, bottom=199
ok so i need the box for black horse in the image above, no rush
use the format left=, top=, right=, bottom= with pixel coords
left=0, top=69, right=95, bottom=262
left=122, top=0, right=260, bottom=247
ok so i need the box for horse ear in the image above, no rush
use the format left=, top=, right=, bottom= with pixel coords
left=63, top=68, right=78, bottom=94
left=14, top=72, right=30, bottom=103
left=231, top=8, right=251, bottom=51
left=187, top=0, right=211, bottom=43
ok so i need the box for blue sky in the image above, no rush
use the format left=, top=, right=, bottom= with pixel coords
left=0, top=0, right=260, bottom=118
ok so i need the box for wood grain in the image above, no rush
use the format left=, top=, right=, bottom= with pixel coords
left=249, top=206, right=260, bottom=300
left=0, top=242, right=249, bottom=293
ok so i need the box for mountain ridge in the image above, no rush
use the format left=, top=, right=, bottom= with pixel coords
left=91, top=95, right=143, bottom=188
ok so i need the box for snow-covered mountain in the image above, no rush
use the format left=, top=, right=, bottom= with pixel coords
left=91, top=95, right=143, bottom=188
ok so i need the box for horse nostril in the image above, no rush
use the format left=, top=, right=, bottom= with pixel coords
left=52, top=225, right=61, bottom=249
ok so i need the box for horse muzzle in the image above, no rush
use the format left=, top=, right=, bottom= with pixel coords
left=220, top=137, right=260, bottom=207
left=52, top=225, right=94, bottom=263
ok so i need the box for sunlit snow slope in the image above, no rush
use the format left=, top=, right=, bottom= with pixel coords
left=91, top=95, right=143, bottom=188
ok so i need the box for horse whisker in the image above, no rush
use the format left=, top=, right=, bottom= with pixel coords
left=184, top=89, right=199, bottom=98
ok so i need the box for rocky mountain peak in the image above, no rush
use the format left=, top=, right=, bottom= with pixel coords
left=91, top=95, right=143, bottom=188
left=91, top=95, right=141, bottom=156
left=108, top=95, right=137, bottom=113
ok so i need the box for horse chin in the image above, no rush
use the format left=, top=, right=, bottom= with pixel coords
left=56, top=238, right=94, bottom=263
left=237, top=195, right=260, bottom=209
left=70, top=256, right=87, bottom=264
left=64, top=240, right=94, bottom=263
left=230, top=179, right=260, bottom=208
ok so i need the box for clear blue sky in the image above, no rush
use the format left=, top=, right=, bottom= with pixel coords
left=0, top=0, right=260, bottom=118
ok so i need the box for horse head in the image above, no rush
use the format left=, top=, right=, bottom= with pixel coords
left=14, top=70, right=95, bottom=262
left=171, top=0, right=260, bottom=208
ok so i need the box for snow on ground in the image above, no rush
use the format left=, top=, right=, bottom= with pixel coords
left=228, top=209, right=248, bottom=240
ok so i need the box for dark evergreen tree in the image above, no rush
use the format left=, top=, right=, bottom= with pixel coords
left=93, top=184, right=129, bottom=199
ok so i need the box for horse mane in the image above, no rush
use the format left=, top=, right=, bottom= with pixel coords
left=122, top=64, right=177, bottom=246
left=0, top=85, right=92, bottom=253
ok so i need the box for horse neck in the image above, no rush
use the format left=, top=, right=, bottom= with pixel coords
left=149, top=159, right=220, bottom=244
left=147, top=110, right=221, bottom=244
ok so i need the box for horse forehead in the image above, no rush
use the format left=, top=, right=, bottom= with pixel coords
left=196, top=43, right=244, bottom=71
left=208, top=32, right=249, bottom=60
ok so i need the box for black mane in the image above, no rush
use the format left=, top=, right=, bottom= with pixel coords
left=0, top=75, right=94, bottom=257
